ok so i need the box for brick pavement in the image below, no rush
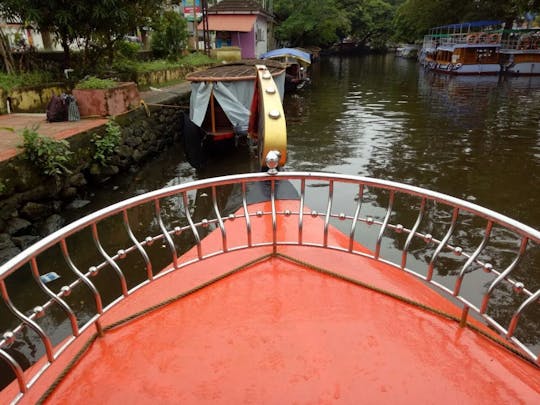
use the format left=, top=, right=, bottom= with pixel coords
left=0, top=114, right=108, bottom=162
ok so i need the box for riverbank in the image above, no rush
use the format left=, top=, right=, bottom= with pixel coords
left=0, top=81, right=192, bottom=263
left=0, top=81, right=191, bottom=162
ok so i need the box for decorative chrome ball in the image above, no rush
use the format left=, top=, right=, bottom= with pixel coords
left=89, top=266, right=99, bottom=277
left=268, top=110, right=281, bottom=119
left=265, top=150, right=281, bottom=172
left=33, top=306, right=45, bottom=318
left=513, top=282, right=524, bottom=294
left=61, top=285, right=71, bottom=296
left=2, top=331, right=15, bottom=346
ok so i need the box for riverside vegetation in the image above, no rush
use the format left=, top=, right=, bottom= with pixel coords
left=0, top=81, right=192, bottom=264
left=0, top=7, right=215, bottom=263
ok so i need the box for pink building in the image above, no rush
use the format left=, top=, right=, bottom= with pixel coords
left=200, top=0, right=276, bottom=58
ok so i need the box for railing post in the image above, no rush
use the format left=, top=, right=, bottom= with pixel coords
left=459, top=306, right=470, bottom=328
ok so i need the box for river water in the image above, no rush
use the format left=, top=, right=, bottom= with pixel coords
left=2, top=54, right=540, bottom=386
left=73, top=54, right=540, bottom=228
left=67, top=52, right=540, bottom=344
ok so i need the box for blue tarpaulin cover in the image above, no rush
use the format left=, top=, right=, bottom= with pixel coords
left=433, top=20, right=503, bottom=30
left=260, top=48, right=312, bottom=65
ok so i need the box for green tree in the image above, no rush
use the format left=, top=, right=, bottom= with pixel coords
left=0, top=1, right=162, bottom=69
left=0, top=28, right=15, bottom=73
left=87, top=1, right=163, bottom=67
left=338, top=0, right=394, bottom=47
left=274, top=0, right=395, bottom=49
left=151, top=10, right=188, bottom=60
left=274, top=0, right=350, bottom=47
left=393, top=0, right=540, bottom=42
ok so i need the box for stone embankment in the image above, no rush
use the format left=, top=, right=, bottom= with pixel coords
left=0, top=85, right=191, bottom=264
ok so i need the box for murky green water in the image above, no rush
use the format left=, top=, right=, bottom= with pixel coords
left=285, top=55, right=540, bottom=229
left=67, top=54, right=540, bottom=230
left=61, top=55, right=540, bottom=231
left=2, top=54, right=540, bottom=387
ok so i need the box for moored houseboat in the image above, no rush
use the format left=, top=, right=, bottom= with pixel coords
left=260, top=48, right=312, bottom=91
left=499, top=28, right=540, bottom=75
left=420, top=20, right=503, bottom=75
left=183, top=60, right=287, bottom=169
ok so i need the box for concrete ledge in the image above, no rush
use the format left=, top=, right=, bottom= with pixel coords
left=73, top=82, right=141, bottom=117
left=0, top=84, right=69, bottom=114
left=0, top=66, right=204, bottom=115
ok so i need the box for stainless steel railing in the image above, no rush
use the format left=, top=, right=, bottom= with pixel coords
left=1, top=170, right=539, bottom=403
left=422, top=32, right=503, bottom=49
left=422, top=32, right=540, bottom=52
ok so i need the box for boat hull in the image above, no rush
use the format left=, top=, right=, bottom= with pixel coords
left=503, top=61, right=540, bottom=75
left=420, top=23, right=540, bottom=76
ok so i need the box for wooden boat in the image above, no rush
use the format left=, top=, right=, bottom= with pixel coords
left=395, top=44, right=420, bottom=59
left=420, top=21, right=503, bottom=75
left=183, top=61, right=287, bottom=169
left=260, top=48, right=312, bottom=91
left=499, top=29, right=540, bottom=75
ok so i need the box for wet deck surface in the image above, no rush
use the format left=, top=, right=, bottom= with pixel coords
left=1, top=200, right=538, bottom=404
left=0, top=82, right=191, bottom=163
left=16, top=252, right=540, bottom=404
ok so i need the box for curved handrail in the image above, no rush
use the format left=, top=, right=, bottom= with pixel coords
left=0, top=171, right=539, bottom=402
left=2, top=172, right=538, bottom=280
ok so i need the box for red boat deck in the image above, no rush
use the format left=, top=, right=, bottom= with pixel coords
left=1, top=198, right=539, bottom=404
left=6, top=247, right=538, bottom=404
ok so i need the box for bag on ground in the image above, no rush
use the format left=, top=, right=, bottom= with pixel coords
left=46, top=95, right=68, bottom=122
left=65, top=95, right=80, bottom=121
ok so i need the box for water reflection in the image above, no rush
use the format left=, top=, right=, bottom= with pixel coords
left=285, top=55, right=540, bottom=230
left=283, top=55, right=540, bottom=352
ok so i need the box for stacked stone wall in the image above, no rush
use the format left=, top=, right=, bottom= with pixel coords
left=0, top=93, right=189, bottom=263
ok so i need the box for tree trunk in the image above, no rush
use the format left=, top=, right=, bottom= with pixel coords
left=140, top=29, right=149, bottom=50
left=41, top=30, right=53, bottom=50
left=502, top=18, right=515, bottom=39
left=61, top=34, right=71, bottom=69
left=0, top=28, right=15, bottom=74
left=108, top=39, right=115, bottom=67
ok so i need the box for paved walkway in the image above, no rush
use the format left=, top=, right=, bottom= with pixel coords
left=0, top=81, right=192, bottom=163
left=0, top=114, right=108, bottom=161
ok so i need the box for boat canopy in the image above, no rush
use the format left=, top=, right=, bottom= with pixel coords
left=189, top=74, right=285, bottom=129
left=432, top=20, right=503, bottom=31
left=260, top=48, right=312, bottom=65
